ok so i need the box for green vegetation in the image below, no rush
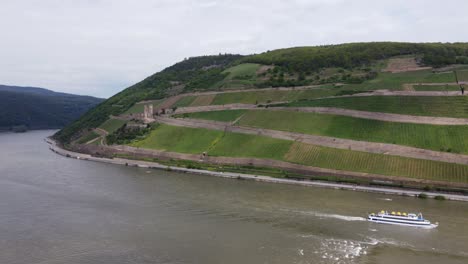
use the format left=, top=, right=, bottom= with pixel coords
left=212, top=63, right=261, bottom=89
left=285, top=96, right=468, bottom=118
left=123, top=103, right=145, bottom=114
left=413, top=84, right=460, bottom=91
left=209, top=132, right=292, bottom=160
left=456, top=70, right=468, bottom=82
left=98, top=119, right=127, bottom=134
left=175, top=110, right=247, bottom=122
left=347, top=70, right=455, bottom=90
left=173, top=96, right=196, bottom=107
left=129, top=124, right=468, bottom=183
left=0, top=85, right=102, bottom=131
left=418, top=193, right=428, bottom=199
left=237, top=110, right=468, bottom=153
left=124, top=100, right=163, bottom=114
left=284, top=142, right=468, bottom=183
left=106, top=124, right=152, bottom=145
left=210, top=87, right=337, bottom=105
left=75, top=131, right=100, bottom=144
left=189, top=94, right=216, bottom=106
left=130, top=124, right=223, bottom=154
left=244, top=42, right=468, bottom=73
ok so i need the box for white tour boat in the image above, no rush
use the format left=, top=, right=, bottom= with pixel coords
left=368, top=210, right=438, bottom=228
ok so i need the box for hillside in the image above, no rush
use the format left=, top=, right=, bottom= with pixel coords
left=56, top=42, right=468, bottom=192
left=0, top=85, right=103, bottom=131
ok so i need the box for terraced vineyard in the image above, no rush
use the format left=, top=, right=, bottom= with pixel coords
left=456, top=69, right=468, bottom=82
left=236, top=110, right=468, bottom=153
left=98, top=119, right=127, bottom=133
left=173, top=96, right=196, bottom=107
left=284, top=142, right=468, bottom=183
left=209, top=132, right=292, bottom=160
left=75, top=131, right=100, bottom=144
left=347, top=70, right=456, bottom=90
left=286, top=96, right=468, bottom=118
left=126, top=124, right=468, bottom=184
left=131, top=124, right=223, bottom=154
left=176, top=110, right=247, bottom=122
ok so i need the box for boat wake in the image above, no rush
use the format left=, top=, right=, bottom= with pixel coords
left=288, top=209, right=366, bottom=222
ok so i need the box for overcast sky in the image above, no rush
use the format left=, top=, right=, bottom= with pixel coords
left=1, top=0, right=467, bottom=98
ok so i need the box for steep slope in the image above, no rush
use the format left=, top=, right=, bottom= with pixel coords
left=0, top=85, right=103, bottom=131
left=54, top=41, right=468, bottom=189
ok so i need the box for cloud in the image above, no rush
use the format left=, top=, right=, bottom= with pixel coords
left=1, top=0, right=467, bottom=97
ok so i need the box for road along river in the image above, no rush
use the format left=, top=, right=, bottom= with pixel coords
left=1, top=130, right=467, bottom=264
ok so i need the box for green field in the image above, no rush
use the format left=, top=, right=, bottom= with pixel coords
left=130, top=124, right=223, bottom=154
left=210, top=87, right=338, bottom=105
left=129, top=124, right=468, bottom=183
left=284, top=142, right=468, bottom=183
left=348, top=70, right=456, bottom=90
left=413, top=85, right=460, bottom=91
left=234, top=110, right=468, bottom=153
left=209, top=132, right=292, bottom=160
left=173, top=96, right=196, bottom=107
left=98, top=119, right=127, bottom=134
left=286, top=96, right=468, bottom=118
left=210, top=63, right=261, bottom=89
left=176, top=110, right=247, bottom=122
left=76, top=131, right=100, bottom=144
left=456, top=70, right=468, bottom=82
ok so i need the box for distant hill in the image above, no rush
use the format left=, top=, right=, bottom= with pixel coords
left=0, top=85, right=104, bottom=132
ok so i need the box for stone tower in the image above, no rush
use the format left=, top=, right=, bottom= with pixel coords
left=143, top=104, right=153, bottom=122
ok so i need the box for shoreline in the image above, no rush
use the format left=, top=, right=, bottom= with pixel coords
left=45, top=138, right=468, bottom=202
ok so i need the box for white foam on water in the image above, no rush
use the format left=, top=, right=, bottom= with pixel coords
left=379, top=198, right=393, bottom=201
left=285, top=209, right=366, bottom=222
left=318, top=238, right=368, bottom=262
left=313, top=212, right=366, bottom=222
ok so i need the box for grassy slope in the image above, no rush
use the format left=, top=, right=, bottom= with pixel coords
left=130, top=124, right=468, bottom=183
left=176, top=110, right=247, bottom=122
left=350, top=70, right=455, bottom=90
left=173, top=96, right=196, bottom=107
left=210, top=87, right=337, bottom=105
left=76, top=131, right=100, bottom=144
left=209, top=132, right=292, bottom=159
left=213, top=63, right=261, bottom=89
left=456, top=70, right=468, bottom=82
left=130, top=124, right=223, bottom=154
left=236, top=110, right=468, bottom=153
left=98, top=119, right=127, bottom=134
left=286, top=96, right=468, bottom=118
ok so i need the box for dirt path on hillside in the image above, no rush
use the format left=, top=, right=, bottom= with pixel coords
left=155, top=116, right=468, bottom=166
left=340, top=89, right=465, bottom=97
left=173, top=104, right=468, bottom=125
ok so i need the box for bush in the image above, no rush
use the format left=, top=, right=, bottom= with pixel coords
left=418, top=193, right=428, bottom=199
left=434, top=195, right=446, bottom=201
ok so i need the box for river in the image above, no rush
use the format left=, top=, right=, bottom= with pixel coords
left=0, top=130, right=467, bottom=264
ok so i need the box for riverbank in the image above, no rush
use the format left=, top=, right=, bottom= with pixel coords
left=46, top=138, right=468, bottom=202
